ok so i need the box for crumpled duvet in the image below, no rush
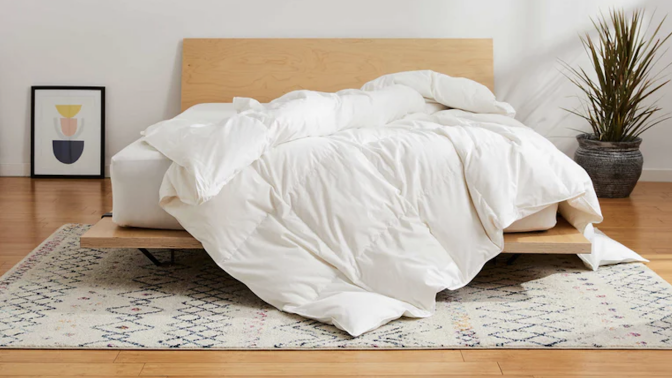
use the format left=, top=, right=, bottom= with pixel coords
left=142, top=71, right=639, bottom=336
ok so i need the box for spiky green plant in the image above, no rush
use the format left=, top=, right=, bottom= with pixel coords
left=562, top=9, right=672, bottom=142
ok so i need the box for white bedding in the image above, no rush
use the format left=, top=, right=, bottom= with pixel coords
left=112, top=105, right=559, bottom=232
left=136, top=70, right=649, bottom=336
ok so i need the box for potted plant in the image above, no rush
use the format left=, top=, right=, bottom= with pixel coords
left=562, top=9, right=671, bottom=198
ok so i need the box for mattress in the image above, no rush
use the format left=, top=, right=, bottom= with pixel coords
left=111, top=103, right=239, bottom=229
left=111, top=103, right=559, bottom=233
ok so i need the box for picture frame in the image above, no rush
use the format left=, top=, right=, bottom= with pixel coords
left=31, top=86, right=105, bottom=178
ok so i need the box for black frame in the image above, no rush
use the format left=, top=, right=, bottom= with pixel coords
left=31, top=86, right=105, bottom=178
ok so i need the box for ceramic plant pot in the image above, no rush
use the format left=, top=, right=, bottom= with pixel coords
left=574, top=133, right=643, bottom=198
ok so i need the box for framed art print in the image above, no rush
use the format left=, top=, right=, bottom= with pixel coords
left=31, top=86, right=105, bottom=178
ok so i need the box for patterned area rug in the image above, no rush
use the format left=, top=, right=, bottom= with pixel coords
left=0, top=224, right=670, bottom=349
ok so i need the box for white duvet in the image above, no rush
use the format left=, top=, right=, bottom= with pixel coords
left=143, top=71, right=645, bottom=336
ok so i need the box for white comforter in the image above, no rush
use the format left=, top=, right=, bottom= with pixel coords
left=142, top=71, right=634, bottom=336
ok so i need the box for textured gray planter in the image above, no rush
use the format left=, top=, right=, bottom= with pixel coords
left=574, top=134, right=643, bottom=198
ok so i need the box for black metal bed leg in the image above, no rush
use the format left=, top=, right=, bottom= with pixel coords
left=507, top=253, right=522, bottom=265
left=101, top=212, right=175, bottom=267
left=138, top=248, right=174, bottom=267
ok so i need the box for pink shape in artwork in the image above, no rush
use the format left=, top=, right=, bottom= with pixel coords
left=60, top=118, right=78, bottom=136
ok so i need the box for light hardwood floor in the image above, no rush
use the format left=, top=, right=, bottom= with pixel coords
left=0, top=177, right=670, bottom=377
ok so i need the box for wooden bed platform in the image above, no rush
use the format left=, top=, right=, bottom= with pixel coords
left=80, top=216, right=591, bottom=254
left=79, top=38, right=591, bottom=261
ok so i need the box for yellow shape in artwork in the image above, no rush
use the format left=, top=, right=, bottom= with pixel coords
left=55, top=105, right=82, bottom=118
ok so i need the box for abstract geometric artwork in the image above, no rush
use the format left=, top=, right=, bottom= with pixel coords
left=53, top=104, right=85, bottom=164
left=31, top=87, right=105, bottom=177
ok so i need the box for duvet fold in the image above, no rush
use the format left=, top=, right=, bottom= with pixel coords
left=143, top=70, right=614, bottom=336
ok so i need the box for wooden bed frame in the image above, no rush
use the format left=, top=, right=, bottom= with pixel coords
left=80, top=38, right=590, bottom=265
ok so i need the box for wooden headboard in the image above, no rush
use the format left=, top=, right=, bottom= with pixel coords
left=180, top=38, right=494, bottom=111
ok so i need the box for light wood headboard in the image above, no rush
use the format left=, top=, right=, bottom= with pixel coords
left=181, top=38, right=493, bottom=111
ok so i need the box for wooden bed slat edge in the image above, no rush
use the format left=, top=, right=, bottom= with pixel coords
left=81, top=217, right=591, bottom=254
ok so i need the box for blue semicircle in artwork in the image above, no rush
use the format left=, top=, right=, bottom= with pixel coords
left=53, top=140, right=84, bottom=164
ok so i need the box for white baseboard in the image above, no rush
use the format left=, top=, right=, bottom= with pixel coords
left=1, top=163, right=670, bottom=182
left=0, top=164, right=111, bottom=178
left=0, top=164, right=30, bottom=176
left=639, top=169, right=672, bottom=182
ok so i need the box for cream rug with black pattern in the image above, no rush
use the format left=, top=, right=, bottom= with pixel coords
left=0, top=224, right=670, bottom=349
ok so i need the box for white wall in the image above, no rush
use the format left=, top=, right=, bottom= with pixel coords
left=1, top=0, right=670, bottom=179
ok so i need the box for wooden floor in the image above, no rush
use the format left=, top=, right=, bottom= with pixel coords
left=0, top=177, right=670, bottom=377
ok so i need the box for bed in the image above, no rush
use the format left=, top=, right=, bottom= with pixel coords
left=82, top=38, right=589, bottom=256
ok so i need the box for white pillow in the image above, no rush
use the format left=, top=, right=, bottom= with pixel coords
left=361, top=70, right=515, bottom=117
